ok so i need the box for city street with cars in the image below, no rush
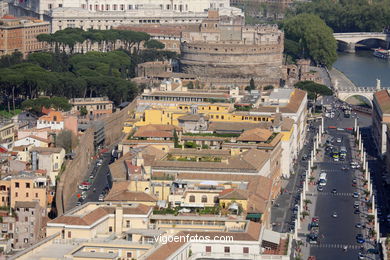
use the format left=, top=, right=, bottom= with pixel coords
left=67, top=151, right=114, bottom=209
left=272, top=95, right=381, bottom=260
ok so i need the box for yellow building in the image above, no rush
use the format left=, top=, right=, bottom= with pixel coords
left=131, top=103, right=274, bottom=131
left=0, top=179, right=10, bottom=207
left=9, top=172, right=48, bottom=209
left=0, top=121, right=15, bottom=149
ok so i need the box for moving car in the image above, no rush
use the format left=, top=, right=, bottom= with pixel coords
left=332, top=189, right=337, bottom=194
left=317, top=186, right=324, bottom=191
left=336, top=137, right=342, bottom=143
left=354, top=209, right=361, bottom=215
left=356, top=234, right=365, bottom=244
left=332, top=212, right=338, bottom=218
left=353, top=192, right=360, bottom=198
left=98, top=194, right=104, bottom=201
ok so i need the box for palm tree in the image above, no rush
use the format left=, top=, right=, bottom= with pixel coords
left=309, top=176, right=315, bottom=184
left=301, top=211, right=309, bottom=219
left=303, top=199, right=312, bottom=210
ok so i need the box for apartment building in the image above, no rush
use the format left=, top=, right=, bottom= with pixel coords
left=372, top=90, right=390, bottom=156
left=12, top=201, right=46, bottom=249
left=37, top=110, right=78, bottom=135
left=70, top=97, right=113, bottom=119
left=31, top=147, right=65, bottom=186
left=0, top=15, right=49, bottom=56
left=9, top=172, right=48, bottom=209
left=0, top=120, right=15, bottom=149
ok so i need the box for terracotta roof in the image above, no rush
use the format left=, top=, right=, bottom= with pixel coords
left=38, top=110, right=64, bottom=122
left=208, top=121, right=268, bottom=132
left=219, top=189, right=248, bottom=200
left=133, top=124, right=178, bottom=138
left=237, top=128, right=273, bottom=142
left=374, top=90, right=390, bottom=114
left=23, top=135, right=51, bottom=143
left=168, top=148, right=231, bottom=156
left=12, top=145, right=30, bottom=151
left=49, top=207, right=109, bottom=226
left=177, top=114, right=207, bottom=121
left=49, top=204, right=152, bottom=226
left=281, top=118, right=294, bottom=131
left=116, top=24, right=195, bottom=37
left=109, top=152, right=133, bottom=181
left=253, top=88, right=307, bottom=114
left=30, top=147, right=63, bottom=153
left=105, top=191, right=157, bottom=202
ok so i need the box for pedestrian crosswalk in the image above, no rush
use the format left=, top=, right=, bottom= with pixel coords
left=316, top=192, right=355, bottom=196
left=309, top=243, right=361, bottom=249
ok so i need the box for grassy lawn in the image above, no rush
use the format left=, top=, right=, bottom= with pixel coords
left=0, top=109, right=22, bottom=119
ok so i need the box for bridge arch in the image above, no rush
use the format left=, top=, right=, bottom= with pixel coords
left=338, top=92, right=373, bottom=107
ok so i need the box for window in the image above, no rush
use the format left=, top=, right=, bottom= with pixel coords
left=35, top=193, right=38, bottom=198
left=109, top=226, right=113, bottom=232
left=15, top=182, right=19, bottom=188
left=127, top=252, right=132, bottom=258
left=67, top=231, right=71, bottom=238
left=26, top=192, right=29, bottom=197
left=224, top=247, right=230, bottom=253
left=243, top=247, right=249, bottom=254
left=24, top=238, right=28, bottom=243
left=126, top=220, right=130, bottom=228
left=15, top=192, right=18, bottom=197
left=113, top=4, right=117, bottom=10
left=189, top=195, right=195, bottom=202
left=25, top=217, right=28, bottom=222
left=206, top=246, right=211, bottom=253
left=26, top=183, right=30, bottom=188
left=201, top=195, right=207, bottom=203
left=59, top=4, right=62, bottom=7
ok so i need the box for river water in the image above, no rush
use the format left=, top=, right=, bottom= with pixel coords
left=334, top=50, right=390, bottom=87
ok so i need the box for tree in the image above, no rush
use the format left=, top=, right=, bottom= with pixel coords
left=144, top=39, right=165, bottom=49
left=173, top=129, right=180, bottom=148
left=79, top=106, right=88, bottom=116
left=294, top=81, right=333, bottom=102
left=282, top=14, right=337, bottom=67
left=245, top=78, right=256, bottom=91
left=56, top=130, right=78, bottom=153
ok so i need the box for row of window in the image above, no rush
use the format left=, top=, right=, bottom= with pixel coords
left=188, top=195, right=218, bottom=203
left=209, top=114, right=270, bottom=121
left=205, top=246, right=249, bottom=254
left=14, top=192, right=40, bottom=198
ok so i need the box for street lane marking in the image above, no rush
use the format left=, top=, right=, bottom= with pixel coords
left=309, top=244, right=360, bottom=249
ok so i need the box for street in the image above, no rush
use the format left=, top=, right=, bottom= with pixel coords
left=66, top=151, right=113, bottom=209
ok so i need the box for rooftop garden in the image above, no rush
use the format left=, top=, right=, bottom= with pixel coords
left=153, top=206, right=221, bottom=215
left=166, top=154, right=222, bottom=162
left=265, top=133, right=278, bottom=144
left=183, top=133, right=240, bottom=138
left=234, top=105, right=252, bottom=111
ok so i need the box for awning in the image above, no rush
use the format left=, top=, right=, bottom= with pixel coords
left=262, top=229, right=281, bottom=245
left=246, top=213, right=262, bottom=219
left=228, top=203, right=239, bottom=211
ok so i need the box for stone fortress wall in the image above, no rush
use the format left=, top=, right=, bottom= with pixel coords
left=180, top=11, right=283, bottom=86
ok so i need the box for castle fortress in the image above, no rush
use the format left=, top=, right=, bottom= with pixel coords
left=180, top=11, right=284, bottom=87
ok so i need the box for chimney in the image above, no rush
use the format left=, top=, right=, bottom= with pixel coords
left=115, top=205, right=123, bottom=235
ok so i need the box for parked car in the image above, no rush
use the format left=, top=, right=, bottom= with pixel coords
left=98, top=194, right=104, bottom=201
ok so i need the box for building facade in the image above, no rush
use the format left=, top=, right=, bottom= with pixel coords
left=10, top=0, right=243, bottom=32
left=0, top=15, right=49, bottom=57
left=70, top=97, right=113, bottom=119
left=372, top=90, right=390, bottom=157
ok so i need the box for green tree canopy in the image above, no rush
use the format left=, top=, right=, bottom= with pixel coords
left=282, top=13, right=337, bottom=67
left=295, top=80, right=333, bottom=101
left=22, top=97, right=71, bottom=113
left=289, top=0, right=390, bottom=33
left=144, top=39, right=165, bottom=49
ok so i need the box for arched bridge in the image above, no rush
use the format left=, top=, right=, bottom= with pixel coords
left=333, top=32, right=390, bottom=53
left=334, top=81, right=390, bottom=106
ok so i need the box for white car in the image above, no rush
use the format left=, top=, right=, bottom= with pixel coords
left=336, top=138, right=342, bottom=143
left=98, top=194, right=104, bottom=201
